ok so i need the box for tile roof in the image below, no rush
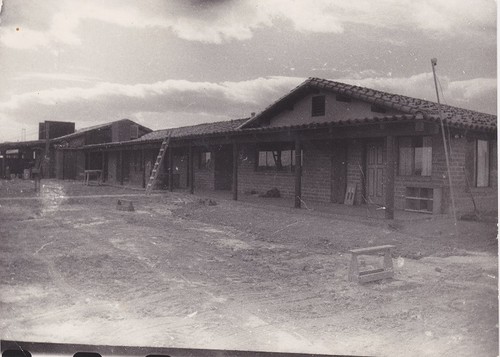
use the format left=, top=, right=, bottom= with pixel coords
left=0, top=139, right=46, bottom=150
left=239, top=77, right=497, bottom=131
left=82, top=118, right=249, bottom=149
left=52, top=119, right=151, bottom=142
left=244, top=114, right=419, bottom=131
left=135, top=118, right=248, bottom=142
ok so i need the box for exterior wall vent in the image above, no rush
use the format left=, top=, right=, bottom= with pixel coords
left=311, top=95, right=326, bottom=117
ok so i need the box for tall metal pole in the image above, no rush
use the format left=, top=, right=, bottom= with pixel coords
left=431, top=58, right=457, bottom=227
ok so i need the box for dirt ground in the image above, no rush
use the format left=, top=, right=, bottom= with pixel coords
left=0, top=179, right=498, bottom=357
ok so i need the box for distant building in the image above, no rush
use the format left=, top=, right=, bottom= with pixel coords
left=0, top=119, right=151, bottom=179
left=1, top=78, right=496, bottom=217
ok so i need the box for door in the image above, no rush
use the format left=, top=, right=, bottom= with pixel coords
left=365, top=141, right=385, bottom=205
left=331, top=142, right=348, bottom=203
left=214, top=145, right=233, bottom=190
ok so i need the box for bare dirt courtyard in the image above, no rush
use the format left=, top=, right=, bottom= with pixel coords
left=0, top=179, right=498, bottom=357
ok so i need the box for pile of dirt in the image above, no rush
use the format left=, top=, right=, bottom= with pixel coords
left=259, top=188, right=281, bottom=198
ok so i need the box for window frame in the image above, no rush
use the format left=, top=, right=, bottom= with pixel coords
left=199, top=151, right=212, bottom=170
left=397, top=136, right=433, bottom=177
left=255, top=146, right=302, bottom=172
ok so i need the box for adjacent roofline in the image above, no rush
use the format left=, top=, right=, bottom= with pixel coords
left=83, top=114, right=465, bottom=150
left=238, top=77, right=497, bottom=131
left=52, top=118, right=152, bottom=142
left=0, top=139, right=47, bottom=150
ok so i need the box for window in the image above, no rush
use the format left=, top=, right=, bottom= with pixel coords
left=5, top=149, right=19, bottom=158
left=258, top=151, right=278, bottom=169
left=257, top=148, right=302, bottom=171
left=476, top=139, right=489, bottom=187
left=199, top=151, right=211, bottom=169
left=398, top=136, right=432, bottom=176
left=311, top=95, right=326, bottom=117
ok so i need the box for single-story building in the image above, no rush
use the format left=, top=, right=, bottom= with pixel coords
left=0, top=119, right=151, bottom=179
left=78, top=77, right=497, bottom=218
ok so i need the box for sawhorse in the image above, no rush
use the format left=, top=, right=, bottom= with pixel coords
left=348, top=245, right=395, bottom=283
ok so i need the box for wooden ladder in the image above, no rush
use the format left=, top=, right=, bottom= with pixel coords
left=145, top=134, right=171, bottom=194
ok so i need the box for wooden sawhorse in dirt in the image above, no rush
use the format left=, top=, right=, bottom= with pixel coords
left=83, top=170, right=102, bottom=186
left=348, top=245, right=395, bottom=283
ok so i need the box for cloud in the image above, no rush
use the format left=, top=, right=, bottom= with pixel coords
left=0, top=74, right=495, bottom=142
left=1, top=0, right=495, bottom=49
left=14, top=72, right=100, bottom=83
left=339, top=72, right=497, bottom=114
left=0, top=76, right=305, bottom=126
left=0, top=0, right=167, bottom=50
left=164, top=0, right=496, bottom=43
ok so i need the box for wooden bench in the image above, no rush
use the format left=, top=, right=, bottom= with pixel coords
left=348, top=245, right=395, bottom=283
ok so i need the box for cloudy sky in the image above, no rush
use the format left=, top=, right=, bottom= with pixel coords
left=0, top=0, right=496, bottom=142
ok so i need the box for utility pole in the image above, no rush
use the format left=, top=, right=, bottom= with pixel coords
left=431, top=58, right=457, bottom=228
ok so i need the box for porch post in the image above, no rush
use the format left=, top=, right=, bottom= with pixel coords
left=1, top=150, right=5, bottom=179
left=61, top=150, right=65, bottom=180
left=101, top=150, right=105, bottom=183
left=189, top=145, right=194, bottom=194
left=385, top=135, right=395, bottom=219
left=294, top=137, right=302, bottom=209
left=232, top=142, right=238, bottom=201
left=168, top=147, right=174, bottom=192
left=85, top=151, right=89, bottom=171
left=119, top=150, right=124, bottom=185
left=141, top=148, right=145, bottom=188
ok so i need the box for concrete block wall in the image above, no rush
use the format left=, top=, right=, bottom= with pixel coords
left=237, top=144, right=295, bottom=198
left=393, top=133, right=497, bottom=214
left=107, top=152, right=118, bottom=184
left=302, top=141, right=332, bottom=203
left=194, top=151, right=215, bottom=190
left=127, top=150, right=143, bottom=187
left=394, top=135, right=442, bottom=211
left=237, top=140, right=362, bottom=205
left=346, top=140, right=364, bottom=205
left=446, top=135, right=497, bottom=213
left=173, top=152, right=188, bottom=189
left=75, top=151, right=85, bottom=180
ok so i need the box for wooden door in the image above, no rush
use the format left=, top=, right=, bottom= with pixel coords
left=365, top=142, right=385, bottom=205
left=331, top=142, right=348, bottom=203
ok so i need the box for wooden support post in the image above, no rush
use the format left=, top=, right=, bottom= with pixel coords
left=232, top=142, right=238, bottom=201
left=119, top=150, right=124, bottom=185
left=294, top=137, right=302, bottom=209
left=1, top=150, right=5, bottom=179
left=85, top=152, right=89, bottom=170
left=61, top=150, right=65, bottom=180
left=385, top=135, right=395, bottom=219
left=168, top=148, right=173, bottom=192
left=141, top=148, right=145, bottom=188
left=189, top=146, right=194, bottom=194
left=101, top=151, right=105, bottom=184
left=44, top=121, right=50, bottom=157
